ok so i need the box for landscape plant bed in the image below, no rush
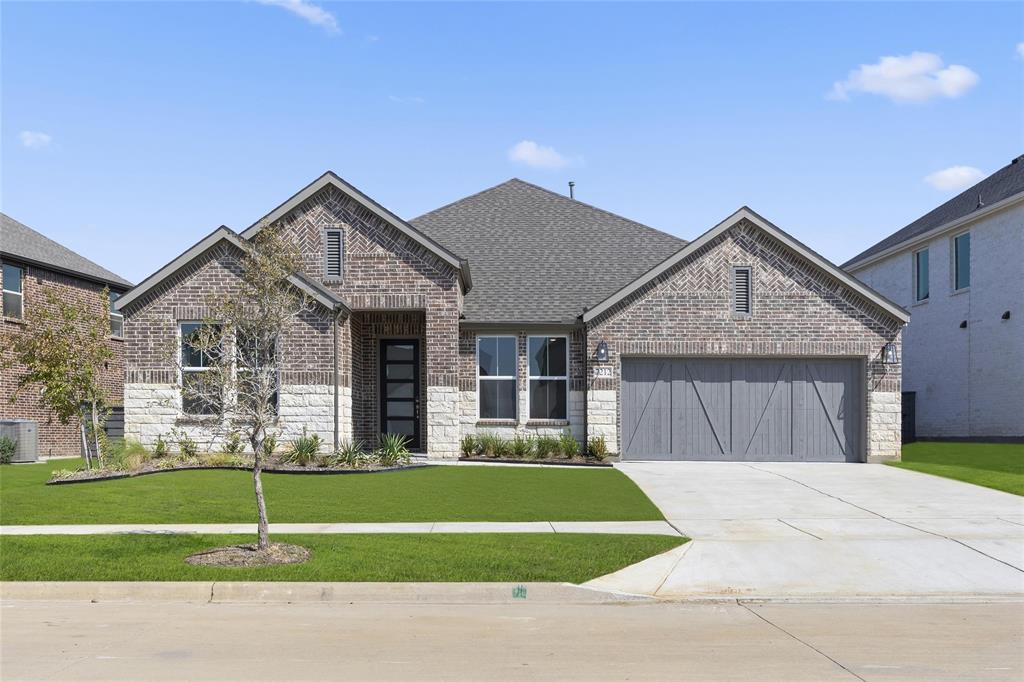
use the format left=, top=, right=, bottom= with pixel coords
left=47, top=461, right=429, bottom=485
left=459, top=456, right=611, bottom=467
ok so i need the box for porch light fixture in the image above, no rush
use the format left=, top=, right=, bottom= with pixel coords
left=596, top=340, right=609, bottom=363
left=882, top=342, right=899, bottom=365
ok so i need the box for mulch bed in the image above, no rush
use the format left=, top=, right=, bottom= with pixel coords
left=48, top=461, right=429, bottom=485
left=458, top=457, right=612, bottom=467
left=185, top=542, right=311, bottom=568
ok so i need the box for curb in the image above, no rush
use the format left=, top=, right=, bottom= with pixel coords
left=0, top=581, right=652, bottom=604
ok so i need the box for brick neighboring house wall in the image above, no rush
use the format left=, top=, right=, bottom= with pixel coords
left=1, top=264, right=125, bottom=457
left=457, top=329, right=587, bottom=443
left=584, top=219, right=905, bottom=461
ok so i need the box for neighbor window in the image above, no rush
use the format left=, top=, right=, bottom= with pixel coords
left=528, top=336, right=567, bottom=420
left=954, top=232, right=970, bottom=291
left=2, top=263, right=24, bottom=319
left=323, top=228, right=344, bottom=280
left=180, top=322, right=222, bottom=415
left=732, top=266, right=752, bottom=315
left=109, top=291, right=124, bottom=337
left=236, top=328, right=279, bottom=414
left=477, top=336, right=516, bottom=419
left=913, top=249, right=929, bottom=302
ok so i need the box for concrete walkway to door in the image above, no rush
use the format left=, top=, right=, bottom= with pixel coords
left=587, top=462, right=1024, bottom=599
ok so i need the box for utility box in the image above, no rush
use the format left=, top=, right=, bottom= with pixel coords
left=0, top=420, right=39, bottom=463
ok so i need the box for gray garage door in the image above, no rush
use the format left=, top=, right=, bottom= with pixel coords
left=621, top=358, right=862, bottom=462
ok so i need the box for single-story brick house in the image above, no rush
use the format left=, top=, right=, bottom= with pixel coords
left=116, top=173, right=908, bottom=462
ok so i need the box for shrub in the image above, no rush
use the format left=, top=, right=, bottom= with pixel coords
left=559, top=430, right=580, bottom=459
left=460, top=434, right=480, bottom=458
left=375, top=433, right=411, bottom=467
left=332, top=440, right=367, bottom=468
left=283, top=429, right=323, bottom=467
left=172, top=430, right=199, bottom=459
left=477, top=432, right=508, bottom=458
left=262, top=434, right=278, bottom=458
left=204, top=452, right=236, bottom=467
left=229, top=453, right=254, bottom=468
left=0, top=435, right=16, bottom=464
left=221, top=430, right=245, bottom=456
left=587, top=436, right=609, bottom=461
left=50, top=469, right=77, bottom=481
left=153, top=435, right=168, bottom=458
left=510, top=435, right=534, bottom=460
left=106, top=438, right=151, bottom=471
left=155, top=458, right=177, bottom=470
left=534, top=435, right=560, bottom=460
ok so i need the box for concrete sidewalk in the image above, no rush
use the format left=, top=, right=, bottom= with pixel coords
left=0, top=520, right=681, bottom=536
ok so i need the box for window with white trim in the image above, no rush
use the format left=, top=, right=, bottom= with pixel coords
left=477, top=336, right=516, bottom=419
left=953, top=232, right=970, bottom=291
left=324, top=228, right=344, bottom=280
left=180, top=322, right=222, bottom=415
left=2, top=263, right=24, bottom=319
left=109, top=291, right=124, bottom=337
left=913, top=248, right=929, bottom=302
left=528, top=336, right=567, bottom=420
left=732, top=266, right=752, bottom=315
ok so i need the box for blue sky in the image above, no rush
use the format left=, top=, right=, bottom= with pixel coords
left=3, top=1, right=1022, bottom=283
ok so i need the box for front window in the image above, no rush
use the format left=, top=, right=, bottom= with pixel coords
left=913, top=249, right=929, bottom=302
left=180, top=322, right=222, bottom=415
left=109, top=291, right=124, bottom=337
left=2, top=263, right=24, bottom=319
left=954, top=232, right=970, bottom=291
left=477, top=336, right=516, bottom=419
left=528, top=336, right=567, bottom=420
left=236, top=328, right=279, bottom=415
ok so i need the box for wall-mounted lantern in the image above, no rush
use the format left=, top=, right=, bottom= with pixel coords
left=882, top=342, right=899, bottom=365
left=596, top=340, right=610, bottom=363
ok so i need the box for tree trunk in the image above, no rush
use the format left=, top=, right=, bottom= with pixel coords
left=90, top=400, right=102, bottom=467
left=80, top=421, right=92, bottom=470
left=251, top=439, right=270, bottom=551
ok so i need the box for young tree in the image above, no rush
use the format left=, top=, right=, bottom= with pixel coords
left=9, top=289, right=114, bottom=469
left=178, top=223, right=316, bottom=552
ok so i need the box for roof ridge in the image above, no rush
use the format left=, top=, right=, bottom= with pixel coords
left=409, top=178, right=523, bottom=224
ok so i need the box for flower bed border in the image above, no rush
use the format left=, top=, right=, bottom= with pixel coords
left=47, top=463, right=431, bottom=485
left=457, top=457, right=612, bottom=468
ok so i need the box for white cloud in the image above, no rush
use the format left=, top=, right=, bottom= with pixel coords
left=256, top=0, right=339, bottom=33
left=19, top=131, right=52, bottom=149
left=828, top=52, right=978, bottom=102
left=1016, top=42, right=1024, bottom=60
left=924, top=166, right=985, bottom=192
left=507, top=140, right=573, bottom=169
left=388, top=95, right=425, bottom=104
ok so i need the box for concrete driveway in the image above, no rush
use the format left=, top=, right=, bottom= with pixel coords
left=587, top=462, right=1024, bottom=599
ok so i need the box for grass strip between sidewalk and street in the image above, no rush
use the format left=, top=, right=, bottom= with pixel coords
left=0, top=533, right=686, bottom=583
left=0, top=460, right=663, bottom=524
left=887, top=441, right=1023, bottom=496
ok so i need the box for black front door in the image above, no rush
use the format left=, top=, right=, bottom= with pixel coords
left=380, top=340, right=421, bottom=449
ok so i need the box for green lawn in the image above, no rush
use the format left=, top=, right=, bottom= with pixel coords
left=0, top=460, right=663, bottom=524
left=887, top=441, right=1024, bottom=496
left=0, top=533, right=684, bottom=582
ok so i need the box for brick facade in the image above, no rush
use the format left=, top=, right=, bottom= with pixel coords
left=1, top=263, right=126, bottom=457
left=584, top=219, right=904, bottom=461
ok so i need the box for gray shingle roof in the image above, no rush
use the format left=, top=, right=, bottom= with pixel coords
left=844, top=155, right=1024, bottom=268
left=410, top=179, right=686, bottom=324
left=0, top=213, right=132, bottom=288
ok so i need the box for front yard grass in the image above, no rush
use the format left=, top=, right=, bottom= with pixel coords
left=0, top=460, right=663, bottom=524
left=887, top=441, right=1024, bottom=496
left=0, top=533, right=685, bottom=582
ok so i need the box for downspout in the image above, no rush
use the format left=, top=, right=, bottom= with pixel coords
left=333, top=308, right=340, bottom=452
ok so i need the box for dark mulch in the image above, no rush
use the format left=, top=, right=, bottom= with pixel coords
left=184, top=542, right=311, bottom=568
left=48, top=462, right=428, bottom=485
left=458, top=457, right=612, bottom=467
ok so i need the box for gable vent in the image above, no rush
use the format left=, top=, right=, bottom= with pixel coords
left=732, top=266, right=752, bottom=315
left=324, top=229, right=343, bottom=280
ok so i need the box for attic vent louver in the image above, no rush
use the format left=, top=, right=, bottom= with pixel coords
left=324, top=228, right=343, bottom=280
left=732, top=266, right=752, bottom=316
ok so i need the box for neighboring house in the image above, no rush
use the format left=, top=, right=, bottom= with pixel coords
left=1, top=213, right=132, bottom=456
left=845, top=155, right=1023, bottom=441
left=117, top=173, right=908, bottom=463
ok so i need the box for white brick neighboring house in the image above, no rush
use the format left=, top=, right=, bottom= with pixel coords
left=845, top=155, right=1024, bottom=441
left=116, top=172, right=908, bottom=463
